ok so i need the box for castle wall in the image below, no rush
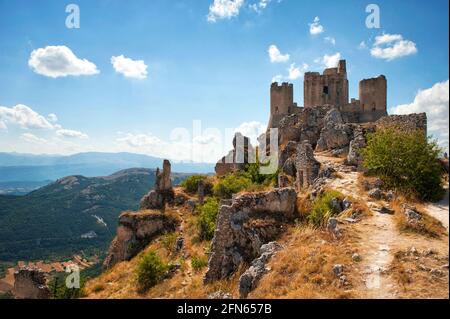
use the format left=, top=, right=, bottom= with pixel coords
left=304, top=60, right=348, bottom=108
left=268, top=82, right=295, bottom=128
left=358, top=75, right=387, bottom=122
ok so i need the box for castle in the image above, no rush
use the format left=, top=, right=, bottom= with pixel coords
left=268, top=60, right=387, bottom=128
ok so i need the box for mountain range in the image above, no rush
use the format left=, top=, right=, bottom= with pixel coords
left=0, top=168, right=190, bottom=262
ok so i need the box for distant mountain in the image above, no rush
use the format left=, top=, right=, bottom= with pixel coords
left=0, top=168, right=190, bottom=262
left=0, top=152, right=214, bottom=182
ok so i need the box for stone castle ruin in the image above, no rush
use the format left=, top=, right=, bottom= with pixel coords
left=268, top=59, right=387, bottom=128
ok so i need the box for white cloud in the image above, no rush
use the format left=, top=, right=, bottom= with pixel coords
left=193, top=134, right=220, bottom=145
left=28, top=45, right=99, bottom=78
left=324, top=36, right=336, bottom=45
left=47, top=113, right=58, bottom=123
left=315, top=52, right=341, bottom=68
left=288, top=62, right=308, bottom=80
left=249, top=0, right=272, bottom=13
left=268, top=45, right=289, bottom=63
left=309, top=16, right=324, bottom=35
left=234, top=121, right=266, bottom=145
left=207, top=0, right=244, bottom=22
left=0, top=104, right=54, bottom=130
left=358, top=41, right=367, bottom=49
left=116, top=133, right=163, bottom=148
left=21, top=133, right=47, bottom=144
left=370, top=33, right=417, bottom=61
left=391, top=80, right=449, bottom=152
left=111, top=55, right=148, bottom=79
left=56, top=129, right=89, bottom=139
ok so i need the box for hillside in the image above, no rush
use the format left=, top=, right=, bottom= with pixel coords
left=0, top=168, right=190, bottom=262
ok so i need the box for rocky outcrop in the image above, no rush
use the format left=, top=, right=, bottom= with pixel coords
left=347, top=126, right=369, bottom=167
left=295, top=141, right=321, bottom=190
left=204, top=188, right=297, bottom=283
left=13, top=268, right=50, bottom=299
left=103, top=211, right=177, bottom=269
left=215, top=133, right=255, bottom=176
left=140, top=160, right=174, bottom=210
left=315, top=109, right=352, bottom=152
left=239, top=241, right=282, bottom=298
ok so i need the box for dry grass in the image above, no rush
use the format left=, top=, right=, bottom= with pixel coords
left=391, top=198, right=447, bottom=239
left=390, top=248, right=449, bottom=299
left=249, top=225, right=357, bottom=299
left=296, top=191, right=312, bottom=220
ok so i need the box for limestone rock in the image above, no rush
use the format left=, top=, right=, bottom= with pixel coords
left=315, top=109, right=352, bottom=152
left=239, top=242, right=282, bottom=298
left=140, top=160, right=174, bottom=210
left=295, top=141, right=321, bottom=190
left=204, top=188, right=297, bottom=283
left=103, top=211, right=177, bottom=269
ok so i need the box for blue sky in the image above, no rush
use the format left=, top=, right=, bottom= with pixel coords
left=0, top=0, right=448, bottom=162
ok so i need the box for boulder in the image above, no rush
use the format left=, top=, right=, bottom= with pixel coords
left=204, top=188, right=297, bottom=283
left=103, top=211, right=177, bottom=269
left=316, top=109, right=352, bottom=152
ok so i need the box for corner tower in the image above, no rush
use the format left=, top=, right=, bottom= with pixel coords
left=268, top=82, right=295, bottom=128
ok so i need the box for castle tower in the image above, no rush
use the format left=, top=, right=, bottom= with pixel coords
left=358, top=75, right=387, bottom=122
left=268, top=82, right=295, bottom=128
left=304, top=59, right=349, bottom=108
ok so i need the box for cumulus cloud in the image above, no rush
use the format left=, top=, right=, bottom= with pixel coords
left=309, top=16, right=324, bottom=35
left=370, top=33, right=417, bottom=61
left=207, top=0, right=244, bottom=22
left=268, top=45, right=290, bottom=63
left=21, top=133, right=47, bottom=143
left=56, top=129, right=89, bottom=139
left=391, top=80, right=449, bottom=152
left=0, top=104, right=54, bottom=130
left=28, top=45, right=99, bottom=78
left=47, top=113, right=58, bottom=123
left=315, top=52, right=341, bottom=68
left=249, top=0, right=273, bottom=13
left=287, top=63, right=308, bottom=80
left=111, top=55, right=148, bottom=79
left=324, top=37, right=336, bottom=45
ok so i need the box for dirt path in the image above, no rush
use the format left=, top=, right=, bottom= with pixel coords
left=424, top=188, right=449, bottom=231
left=317, top=153, right=449, bottom=299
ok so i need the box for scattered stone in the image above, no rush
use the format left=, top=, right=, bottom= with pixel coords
left=352, top=253, right=362, bottom=262
left=374, top=206, right=394, bottom=215
left=403, top=206, right=422, bottom=221
left=430, top=268, right=444, bottom=277
left=327, top=218, right=340, bottom=237
left=332, top=264, right=344, bottom=277
left=175, top=236, right=184, bottom=252
left=330, top=198, right=343, bottom=214
left=418, top=264, right=430, bottom=272
left=342, top=197, right=352, bottom=210
left=208, top=291, right=233, bottom=299
left=368, top=188, right=383, bottom=200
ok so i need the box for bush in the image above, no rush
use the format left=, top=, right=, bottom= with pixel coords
left=161, top=232, right=178, bottom=254
left=136, top=251, right=169, bottom=292
left=308, top=189, right=345, bottom=227
left=191, top=255, right=208, bottom=271
left=243, top=157, right=278, bottom=186
left=212, top=174, right=252, bottom=199
left=181, top=175, right=212, bottom=194
left=361, top=128, right=444, bottom=201
left=197, top=197, right=219, bottom=240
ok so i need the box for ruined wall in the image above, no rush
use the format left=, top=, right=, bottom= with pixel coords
left=13, top=268, right=50, bottom=299
left=304, top=60, right=348, bottom=108
left=358, top=75, right=387, bottom=122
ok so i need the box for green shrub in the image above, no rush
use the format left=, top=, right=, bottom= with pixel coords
left=197, top=197, right=219, bottom=240
left=136, top=251, right=169, bottom=292
left=361, top=128, right=444, bottom=201
left=243, top=153, right=279, bottom=186
left=161, top=232, right=178, bottom=254
left=308, top=189, right=345, bottom=227
left=191, top=255, right=208, bottom=271
left=212, top=174, right=252, bottom=199
left=181, top=175, right=212, bottom=194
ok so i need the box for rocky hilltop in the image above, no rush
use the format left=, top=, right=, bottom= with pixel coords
left=82, top=59, right=448, bottom=300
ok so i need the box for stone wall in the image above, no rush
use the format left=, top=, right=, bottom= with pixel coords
left=375, top=113, right=427, bottom=133
left=13, top=268, right=50, bottom=299
left=268, top=82, right=297, bottom=128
